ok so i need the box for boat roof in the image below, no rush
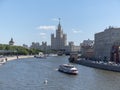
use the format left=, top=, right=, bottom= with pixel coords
left=60, top=64, right=75, bottom=68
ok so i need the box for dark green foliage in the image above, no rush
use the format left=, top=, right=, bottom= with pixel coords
left=0, top=44, right=41, bottom=55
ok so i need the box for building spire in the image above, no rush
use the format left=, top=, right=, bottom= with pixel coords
left=59, top=18, right=61, bottom=24
left=58, top=18, right=61, bottom=30
left=9, top=37, right=14, bottom=45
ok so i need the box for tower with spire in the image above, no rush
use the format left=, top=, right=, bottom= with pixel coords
left=51, top=18, right=67, bottom=50
left=9, top=38, right=15, bottom=45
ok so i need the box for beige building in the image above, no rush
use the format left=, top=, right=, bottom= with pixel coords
left=51, top=19, right=67, bottom=50
left=80, top=39, right=94, bottom=58
left=30, top=42, right=51, bottom=52
left=66, top=42, right=80, bottom=52
left=51, top=19, right=80, bottom=53
left=94, top=26, right=120, bottom=60
left=40, top=42, right=51, bottom=52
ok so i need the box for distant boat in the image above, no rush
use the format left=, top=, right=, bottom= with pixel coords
left=0, top=57, right=6, bottom=64
left=34, top=52, right=46, bottom=59
left=58, top=64, right=78, bottom=75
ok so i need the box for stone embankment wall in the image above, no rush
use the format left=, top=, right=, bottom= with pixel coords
left=77, top=60, right=120, bottom=72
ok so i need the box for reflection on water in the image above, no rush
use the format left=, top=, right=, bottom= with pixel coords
left=0, top=56, right=120, bottom=90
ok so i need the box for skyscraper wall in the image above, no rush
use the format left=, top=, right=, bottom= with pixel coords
left=51, top=20, right=67, bottom=50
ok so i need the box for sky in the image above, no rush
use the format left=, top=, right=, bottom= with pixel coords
left=0, top=0, right=120, bottom=46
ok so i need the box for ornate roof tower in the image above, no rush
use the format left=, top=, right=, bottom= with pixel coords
left=9, top=38, right=14, bottom=45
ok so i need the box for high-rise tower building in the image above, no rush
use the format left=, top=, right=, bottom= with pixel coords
left=51, top=18, right=67, bottom=50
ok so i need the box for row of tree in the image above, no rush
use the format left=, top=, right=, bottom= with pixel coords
left=0, top=44, right=42, bottom=55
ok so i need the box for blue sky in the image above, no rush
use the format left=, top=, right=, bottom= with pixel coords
left=0, top=0, right=120, bottom=46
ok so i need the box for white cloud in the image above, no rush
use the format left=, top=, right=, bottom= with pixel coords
left=40, top=33, right=47, bottom=38
left=72, top=29, right=83, bottom=34
left=37, top=25, right=56, bottom=30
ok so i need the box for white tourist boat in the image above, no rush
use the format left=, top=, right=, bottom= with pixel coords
left=0, top=57, right=6, bottom=64
left=58, top=64, right=78, bottom=75
left=34, top=52, right=46, bottom=59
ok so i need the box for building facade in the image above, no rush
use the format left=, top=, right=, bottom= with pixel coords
left=66, top=42, right=80, bottom=52
left=80, top=39, right=94, bottom=58
left=30, top=42, right=40, bottom=49
left=51, top=19, right=67, bottom=51
left=80, top=39, right=94, bottom=47
left=94, top=26, right=120, bottom=61
left=40, top=42, right=51, bottom=52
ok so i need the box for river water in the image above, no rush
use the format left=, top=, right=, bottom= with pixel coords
left=0, top=56, right=120, bottom=90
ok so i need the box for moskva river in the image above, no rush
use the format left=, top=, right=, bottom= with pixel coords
left=0, top=56, right=120, bottom=90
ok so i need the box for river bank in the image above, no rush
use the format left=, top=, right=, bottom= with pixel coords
left=6, top=55, right=34, bottom=61
left=0, top=55, right=34, bottom=63
left=75, top=59, right=120, bottom=72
